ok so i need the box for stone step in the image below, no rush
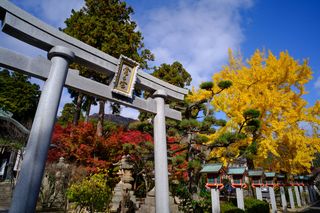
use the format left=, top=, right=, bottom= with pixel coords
left=0, top=182, right=12, bottom=210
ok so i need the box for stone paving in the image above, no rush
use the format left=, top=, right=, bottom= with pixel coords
left=298, top=201, right=320, bottom=213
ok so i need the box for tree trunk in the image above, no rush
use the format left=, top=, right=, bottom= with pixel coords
left=246, top=158, right=254, bottom=170
left=206, top=99, right=210, bottom=116
left=85, top=98, right=92, bottom=123
left=96, top=100, right=105, bottom=136
left=187, top=133, right=193, bottom=192
left=73, top=93, right=83, bottom=125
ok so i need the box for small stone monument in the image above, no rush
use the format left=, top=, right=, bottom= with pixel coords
left=39, top=157, right=70, bottom=210
left=286, top=175, right=296, bottom=210
left=55, top=157, right=69, bottom=208
left=293, top=175, right=302, bottom=207
left=277, top=174, right=287, bottom=212
left=298, top=175, right=307, bottom=206
left=303, top=176, right=311, bottom=204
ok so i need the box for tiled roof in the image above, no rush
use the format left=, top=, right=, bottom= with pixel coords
left=248, top=170, right=263, bottom=177
left=228, top=167, right=246, bottom=175
left=304, top=176, right=311, bottom=181
left=276, top=174, right=285, bottom=179
left=264, top=172, right=276, bottom=178
left=200, top=163, right=223, bottom=173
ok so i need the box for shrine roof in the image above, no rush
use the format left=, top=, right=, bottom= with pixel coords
left=264, top=172, right=276, bottom=178
left=227, top=167, right=246, bottom=175
left=276, top=174, right=286, bottom=179
left=200, top=163, right=223, bottom=173
left=248, top=170, right=264, bottom=177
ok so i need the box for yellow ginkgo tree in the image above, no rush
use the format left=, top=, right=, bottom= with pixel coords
left=188, top=49, right=320, bottom=174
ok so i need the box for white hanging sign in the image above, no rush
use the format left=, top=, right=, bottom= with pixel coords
left=112, top=55, right=139, bottom=98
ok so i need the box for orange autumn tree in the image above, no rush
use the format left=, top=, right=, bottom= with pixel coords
left=188, top=49, right=320, bottom=174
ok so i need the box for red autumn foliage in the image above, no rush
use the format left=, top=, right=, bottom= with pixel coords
left=48, top=121, right=190, bottom=181
left=119, top=130, right=153, bottom=146
left=48, top=122, right=153, bottom=172
left=167, top=136, right=188, bottom=181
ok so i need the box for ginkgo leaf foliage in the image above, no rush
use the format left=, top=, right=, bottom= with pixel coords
left=188, top=49, right=320, bottom=174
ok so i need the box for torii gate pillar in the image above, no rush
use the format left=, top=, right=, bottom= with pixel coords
left=9, top=46, right=75, bottom=213
left=153, top=90, right=170, bottom=213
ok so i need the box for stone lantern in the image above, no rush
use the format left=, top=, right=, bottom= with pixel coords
left=248, top=170, right=264, bottom=200
left=227, top=167, right=247, bottom=210
left=110, top=155, right=136, bottom=213
left=200, top=163, right=225, bottom=213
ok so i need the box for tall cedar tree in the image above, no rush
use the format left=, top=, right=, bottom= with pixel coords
left=0, top=69, right=40, bottom=128
left=63, top=0, right=153, bottom=134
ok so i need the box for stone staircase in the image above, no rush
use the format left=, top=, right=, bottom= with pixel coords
left=136, top=188, right=181, bottom=213
left=0, top=182, right=12, bottom=211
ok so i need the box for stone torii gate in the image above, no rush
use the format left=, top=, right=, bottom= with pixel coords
left=0, top=1, right=188, bottom=212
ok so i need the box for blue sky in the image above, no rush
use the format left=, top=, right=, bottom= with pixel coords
left=0, top=0, right=319, bottom=118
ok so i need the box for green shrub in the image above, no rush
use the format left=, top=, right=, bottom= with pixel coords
left=200, top=81, right=214, bottom=90
left=67, top=173, right=111, bottom=212
left=221, top=202, right=245, bottom=213
left=244, top=197, right=269, bottom=213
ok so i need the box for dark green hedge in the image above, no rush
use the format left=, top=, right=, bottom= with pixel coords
left=221, top=202, right=244, bottom=213
left=244, top=197, right=269, bottom=213
left=220, top=197, right=269, bottom=213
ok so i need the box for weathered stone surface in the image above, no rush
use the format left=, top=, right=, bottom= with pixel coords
left=0, top=182, right=12, bottom=210
left=136, top=187, right=182, bottom=213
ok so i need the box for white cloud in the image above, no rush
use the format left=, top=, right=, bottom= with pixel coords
left=39, top=0, right=84, bottom=27
left=11, top=0, right=84, bottom=28
left=142, top=0, right=253, bottom=86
